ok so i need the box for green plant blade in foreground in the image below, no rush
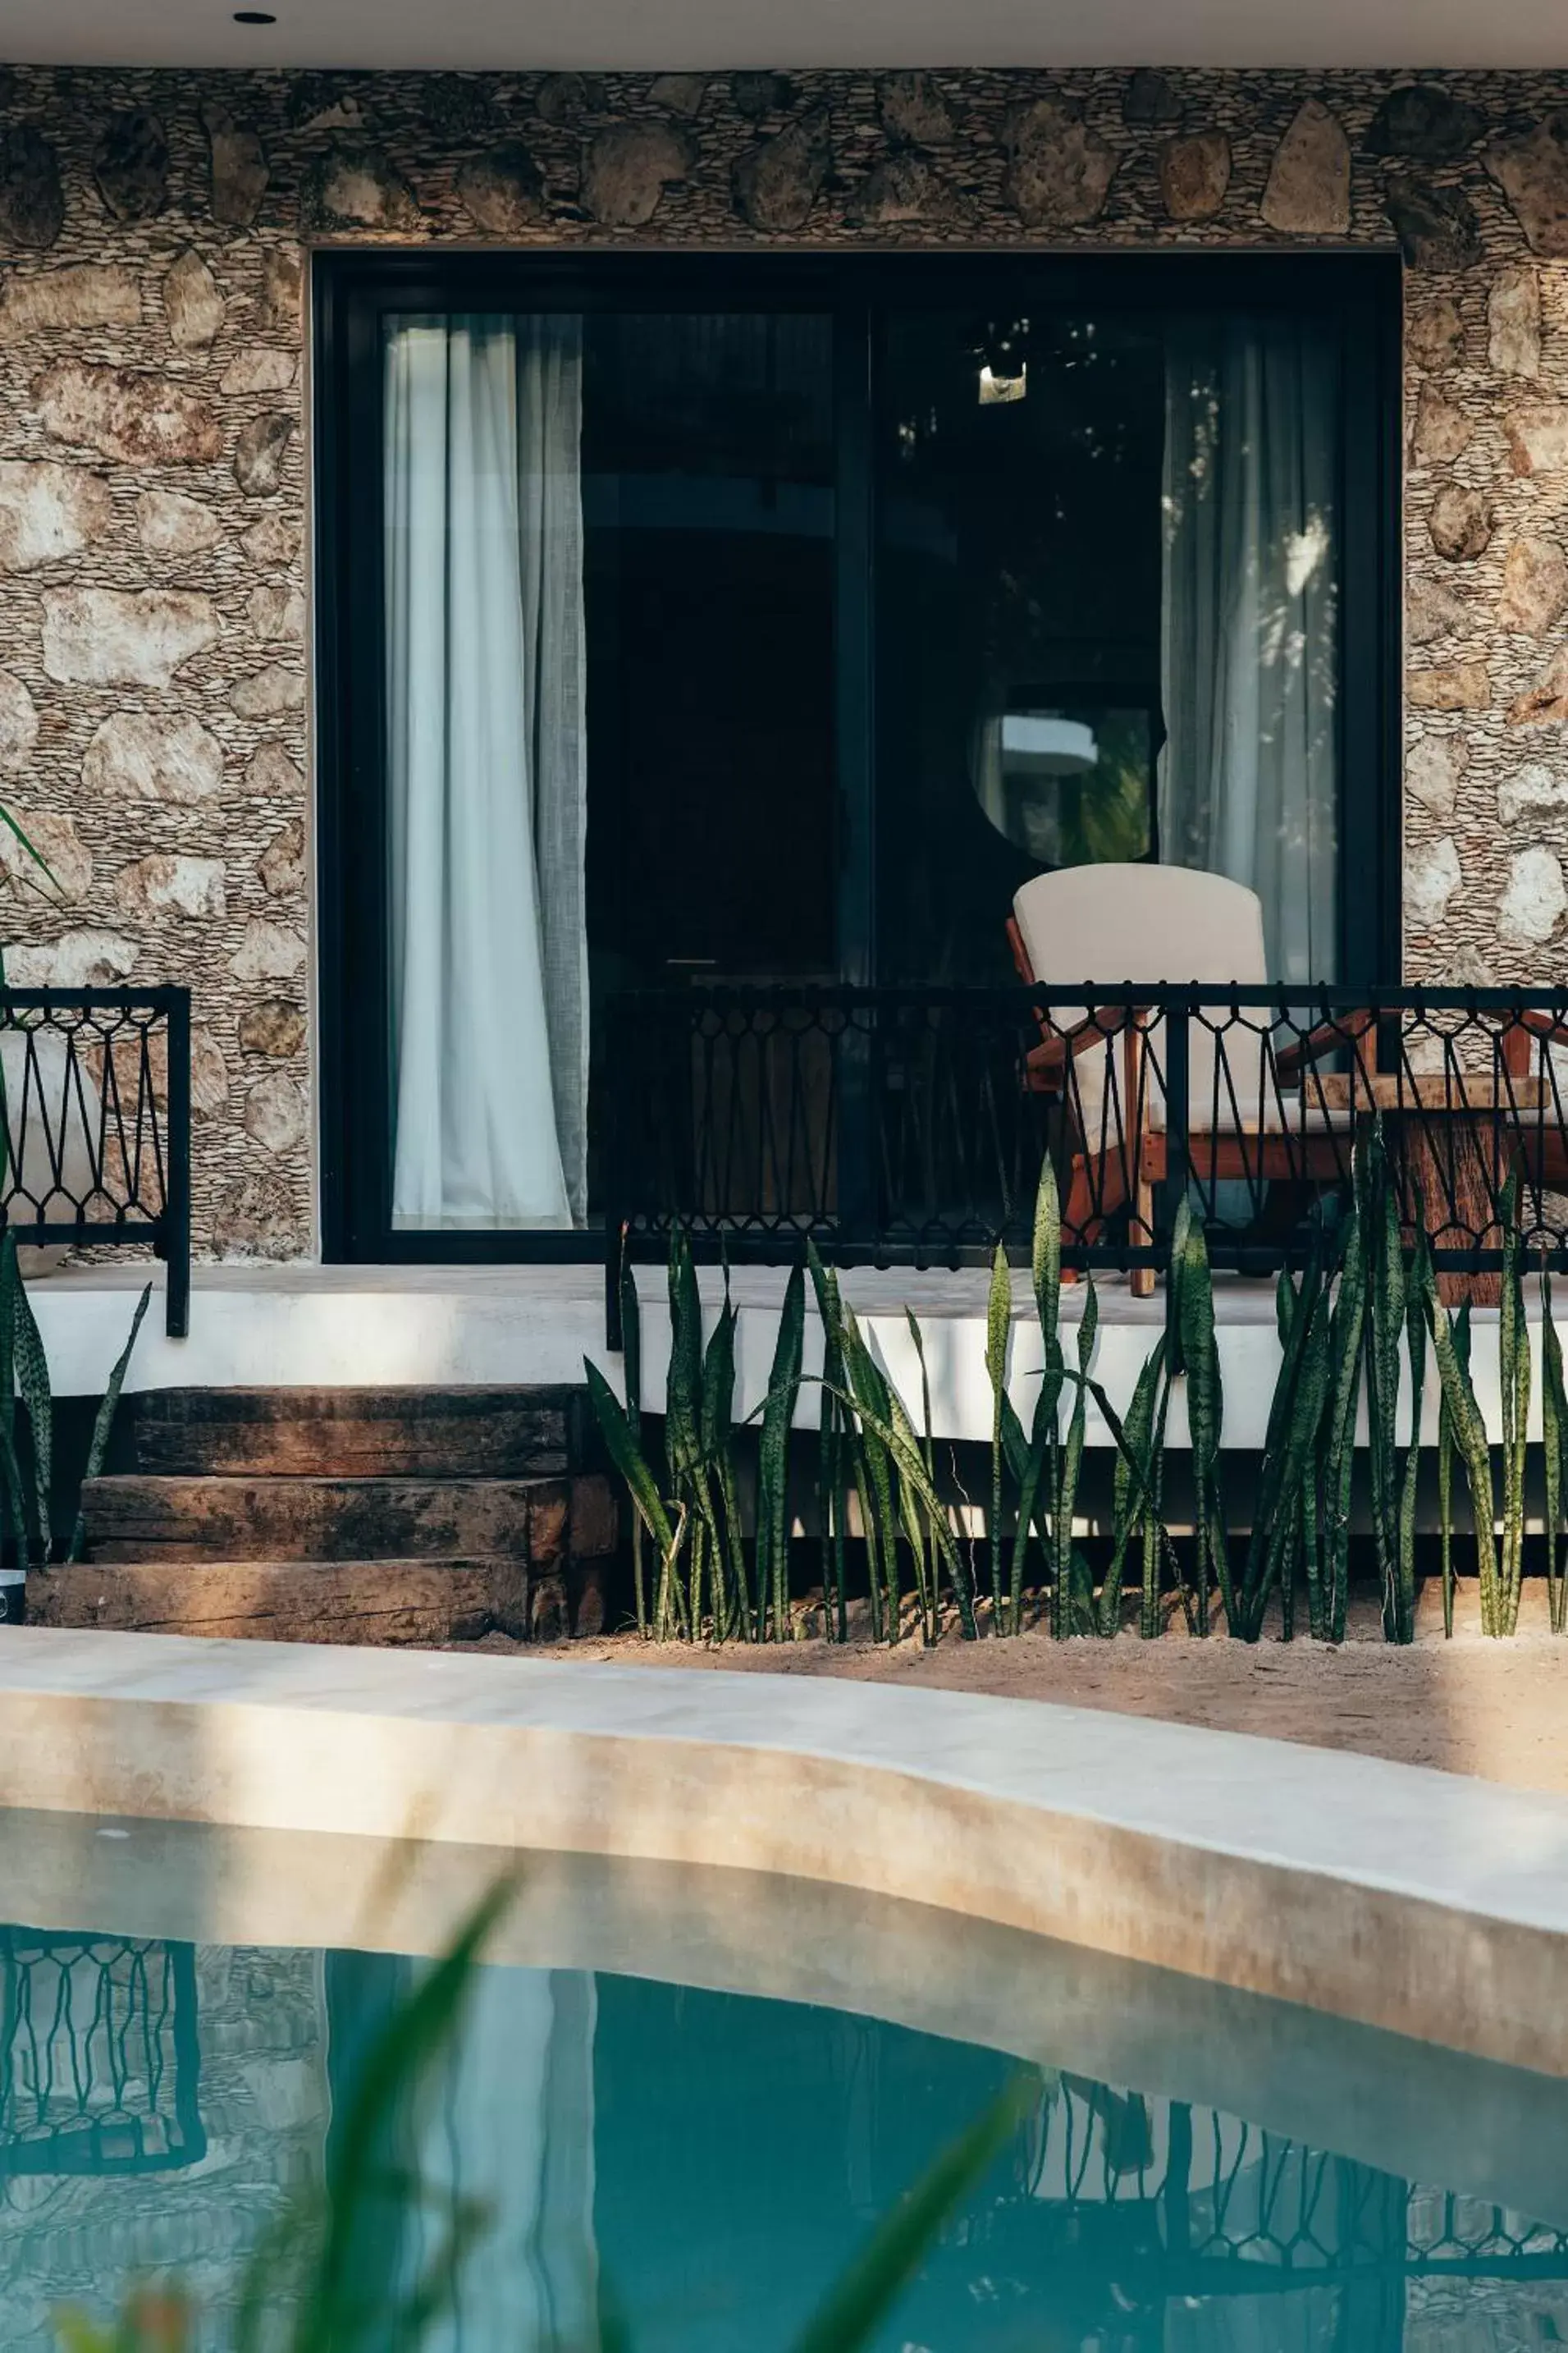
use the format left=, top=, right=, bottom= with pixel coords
left=264, top=1877, right=517, bottom=2353
left=788, top=2071, right=1040, bottom=2353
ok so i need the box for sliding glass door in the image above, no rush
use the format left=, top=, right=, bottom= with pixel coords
left=315, top=254, right=1397, bottom=1261
left=373, top=304, right=836, bottom=1236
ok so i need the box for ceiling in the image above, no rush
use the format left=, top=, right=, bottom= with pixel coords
left=5, top=0, right=1568, bottom=73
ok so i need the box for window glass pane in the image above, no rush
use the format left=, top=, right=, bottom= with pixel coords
left=583, top=313, right=837, bottom=992
left=877, top=304, right=1342, bottom=986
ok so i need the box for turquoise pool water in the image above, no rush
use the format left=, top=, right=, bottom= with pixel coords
left=2, top=1828, right=1567, bottom=2351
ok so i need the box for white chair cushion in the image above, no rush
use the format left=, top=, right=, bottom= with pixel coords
left=1012, top=865, right=1351, bottom=1149
left=1013, top=863, right=1268, bottom=991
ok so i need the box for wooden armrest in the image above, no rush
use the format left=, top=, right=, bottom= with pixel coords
left=1024, top=1007, right=1150, bottom=1092
left=1514, top=1008, right=1568, bottom=1051
left=1026, top=1036, right=1067, bottom=1086
left=1276, top=1009, right=1374, bottom=1079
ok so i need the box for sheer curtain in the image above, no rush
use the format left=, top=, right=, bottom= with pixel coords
left=384, top=314, right=587, bottom=1229
left=1159, top=317, right=1340, bottom=983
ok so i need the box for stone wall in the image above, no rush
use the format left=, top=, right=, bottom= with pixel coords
left=0, top=64, right=1566, bottom=1258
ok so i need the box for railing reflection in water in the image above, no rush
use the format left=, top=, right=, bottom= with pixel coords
left=0, top=1930, right=204, bottom=2178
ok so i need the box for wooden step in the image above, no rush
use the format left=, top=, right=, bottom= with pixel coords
left=123, top=1386, right=591, bottom=1479
left=28, top=1557, right=551, bottom=1646
left=80, top=1472, right=616, bottom=1567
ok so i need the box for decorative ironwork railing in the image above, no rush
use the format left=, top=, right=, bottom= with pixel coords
left=953, top=2079, right=1568, bottom=2323
left=0, top=1930, right=205, bottom=2177
left=601, top=984, right=1568, bottom=1338
left=0, top=989, right=190, bottom=1338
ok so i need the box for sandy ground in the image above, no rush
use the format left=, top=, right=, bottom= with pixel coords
left=456, top=1582, right=1568, bottom=1798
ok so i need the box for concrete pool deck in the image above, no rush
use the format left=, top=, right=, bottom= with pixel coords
left=2, top=1624, right=1568, bottom=2081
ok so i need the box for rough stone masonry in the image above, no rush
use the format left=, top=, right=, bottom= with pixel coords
left=2, top=63, right=1568, bottom=1257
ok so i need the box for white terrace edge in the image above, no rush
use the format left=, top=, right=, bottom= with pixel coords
left=4, top=1624, right=1568, bottom=2079
left=26, top=1259, right=1552, bottom=1450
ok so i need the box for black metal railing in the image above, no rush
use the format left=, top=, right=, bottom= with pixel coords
left=602, top=984, right=1568, bottom=1338
left=0, top=1930, right=205, bottom=2177
left=0, top=989, right=190, bottom=1338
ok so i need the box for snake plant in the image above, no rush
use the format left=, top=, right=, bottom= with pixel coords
left=595, top=1115, right=1568, bottom=1645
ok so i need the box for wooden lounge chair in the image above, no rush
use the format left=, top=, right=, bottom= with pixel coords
left=1006, top=865, right=1368, bottom=1294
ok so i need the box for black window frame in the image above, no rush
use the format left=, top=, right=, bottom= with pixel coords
left=313, top=248, right=1401, bottom=1265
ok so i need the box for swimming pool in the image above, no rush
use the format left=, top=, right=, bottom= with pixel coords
left=2, top=1813, right=1566, bottom=2351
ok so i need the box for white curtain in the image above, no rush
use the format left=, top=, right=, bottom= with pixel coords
left=1159, top=317, right=1340, bottom=984
left=384, top=314, right=587, bottom=1229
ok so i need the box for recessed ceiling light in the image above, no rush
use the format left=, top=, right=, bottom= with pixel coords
left=233, top=9, right=277, bottom=21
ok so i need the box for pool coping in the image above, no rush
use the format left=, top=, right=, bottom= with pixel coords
left=2, top=1623, right=1567, bottom=2078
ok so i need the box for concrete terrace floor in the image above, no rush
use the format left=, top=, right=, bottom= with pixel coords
left=457, top=1582, right=1568, bottom=1800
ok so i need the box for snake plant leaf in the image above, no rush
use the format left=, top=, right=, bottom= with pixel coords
left=1111, top=1339, right=1159, bottom=1541
left=619, top=1238, right=642, bottom=1438
left=63, top=1282, right=152, bottom=1568
left=807, top=1243, right=850, bottom=1642
left=711, top=1271, right=750, bottom=1636
left=1543, top=1262, right=1567, bottom=1636
left=618, top=1239, right=651, bottom=1632
left=867, top=1337, right=925, bottom=1641
left=0, top=1238, right=25, bottom=1582
left=584, top=1357, right=678, bottom=1564
left=817, top=1376, right=977, bottom=1638
left=1360, top=1126, right=1406, bottom=1641
left=905, top=1307, right=935, bottom=1477
left=0, top=803, right=55, bottom=895
left=665, top=1232, right=705, bottom=1486
left=699, top=1284, right=738, bottom=1466
left=1436, top=1297, right=1473, bottom=1641
left=1175, top=1206, right=1229, bottom=1632
left=840, top=1304, right=903, bottom=1642
left=986, top=1242, right=1011, bottom=1629
left=1052, top=1275, right=1099, bottom=1636
left=1058, top=1362, right=1183, bottom=1609
left=1322, top=1199, right=1365, bottom=1644
left=1008, top=1437, right=1046, bottom=1640
left=756, top=1262, right=807, bottom=1643
left=1240, top=1247, right=1333, bottom=1641
left=1031, top=1156, right=1061, bottom=1340
left=904, top=1308, right=940, bottom=1644
left=1393, top=1239, right=1429, bottom=1646
left=1497, top=1169, right=1528, bottom=1637
left=1243, top=1255, right=1312, bottom=1625
left=1105, top=1337, right=1165, bottom=1637
left=1420, top=1252, right=1500, bottom=1635
left=1437, top=1326, right=1457, bottom=1641
left=6, top=1234, right=51, bottom=1564
left=849, top=1313, right=971, bottom=1636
